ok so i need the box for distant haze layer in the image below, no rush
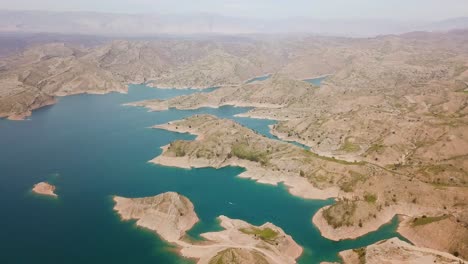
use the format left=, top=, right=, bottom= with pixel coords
left=1, top=10, right=468, bottom=37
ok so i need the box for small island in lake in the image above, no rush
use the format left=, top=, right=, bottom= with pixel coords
left=32, top=182, right=57, bottom=197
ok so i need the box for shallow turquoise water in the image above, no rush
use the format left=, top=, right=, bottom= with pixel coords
left=304, top=76, right=328, bottom=86
left=0, top=83, right=405, bottom=264
left=245, top=74, right=272, bottom=83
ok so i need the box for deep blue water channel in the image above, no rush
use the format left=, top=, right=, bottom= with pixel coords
left=0, top=83, right=404, bottom=264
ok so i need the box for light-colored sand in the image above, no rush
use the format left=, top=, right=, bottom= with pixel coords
left=339, top=238, right=467, bottom=264
left=113, top=192, right=303, bottom=264
left=32, top=182, right=57, bottom=197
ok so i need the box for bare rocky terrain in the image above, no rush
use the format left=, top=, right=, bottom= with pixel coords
left=129, top=74, right=318, bottom=110
left=32, top=182, right=57, bottom=197
left=338, top=238, right=466, bottom=264
left=113, top=192, right=199, bottom=243
left=129, top=31, right=468, bottom=260
left=113, top=192, right=302, bottom=264
left=0, top=37, right=290, bottom=119
left=152, top=115, right=467, bottom=256
left=2, top=29, right=467, bottom=261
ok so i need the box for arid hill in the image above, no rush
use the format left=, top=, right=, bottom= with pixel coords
left=338, top=238, right=466, bottom=264
left=128, top=74, right=317, bottom=110
left=0, top=37, right=288, bottom=119
left=1, top=30, right=467, bottom=261
left=152, top=115, right=467, bottom=256
left=113, top=192, right=302, bottom=264
left=5, top=31, right=467, bottom=119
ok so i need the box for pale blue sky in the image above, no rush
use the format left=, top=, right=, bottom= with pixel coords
left=1, top=0, right=467, bottom=21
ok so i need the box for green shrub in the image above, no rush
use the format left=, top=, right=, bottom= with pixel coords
left=364, top=193, right=377, bottom=203
left=239, top=227, right=278, bottom=241
left=231, top=143, right=269, bottom=166
left=169, top=141, right=187, bottom=157
left=340, top=137, right=361, bottom=152
left=412, top=215, right=448, bottom=226
left=322, top=200, right=357, bottom=228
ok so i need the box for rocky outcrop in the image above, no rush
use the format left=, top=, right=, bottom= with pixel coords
left=189, top=215, right=303, bottom=264
left=32, top=182, right=57, bottom=197
left=398, top=215, right=468, bottom=260
left=339, top=238, right=466, bottom=264
left=131, top=74, right=317, bottom=111
left=151, top=115, right=468, bottom=256
left=207, top=248, right=270, bottom=264
left=151, top=114, right=356, bottom=200
left=0, top=39, right=287, bottom=119
left=113, top=192, right=302, bottom=264
left=113, top=192, right=198, bottom=243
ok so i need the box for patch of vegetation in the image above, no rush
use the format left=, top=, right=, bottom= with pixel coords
left=168, top=141, right=188, bottom=157
left=231, top=143, right=270, bottom=166
left=339, top=170, right=368, bottom=192
left=366, top=143, right=385, bottom=155
left=208, top=248, right=269, bottom=264
left=412, top=215, right=448, bottom=227
left=426, top=164, right=449, bottom=174
left=303, top=150, right=365, bottom=166
left=453, top=64, right=468, bottom=78
left=364, top=193, right=377, bottom=203
left=340, top=137, right=361, bottom=152
left=322, top=199, right=357, bottom=228
left=353, top=247, right=366, bottom=264
left=239, top=227, right=278, bottom=242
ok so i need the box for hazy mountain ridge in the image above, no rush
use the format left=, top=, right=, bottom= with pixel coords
left=1, top=10, right=468, bottom=37
left=0, top=37, right=294, bottom=119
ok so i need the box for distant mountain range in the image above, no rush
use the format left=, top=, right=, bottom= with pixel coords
left=420, top=17, right=468, bottom=31
left=0, top=10, right=467, bottom=37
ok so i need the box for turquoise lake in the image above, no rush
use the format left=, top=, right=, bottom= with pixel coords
left=0, top=82, right=406, bottom=264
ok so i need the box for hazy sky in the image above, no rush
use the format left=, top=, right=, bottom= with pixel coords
left=1, top=0, right=468, bottom=21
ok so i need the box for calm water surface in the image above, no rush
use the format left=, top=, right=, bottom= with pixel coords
left=245, top=74, right=272, bottom=83
left=0, top=81, right=404, bottom=264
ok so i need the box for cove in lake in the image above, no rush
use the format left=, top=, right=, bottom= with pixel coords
left=245, top=74, right=328, bottom=86
left=0, top=82, right=405, bottom=264
left=245, top=74, right=272, bottom=83
left=304, top=76, right=329, bottom=86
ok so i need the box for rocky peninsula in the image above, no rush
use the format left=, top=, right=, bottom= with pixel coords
left=338, top=238, right=466, bottom=264
left=128, top=74, right=317, bottom=111
left=151, top=115, right=468, bottom=261
left=113, top=192, right=302, bottom=264
left=113, top=192, right=198, bottom=243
